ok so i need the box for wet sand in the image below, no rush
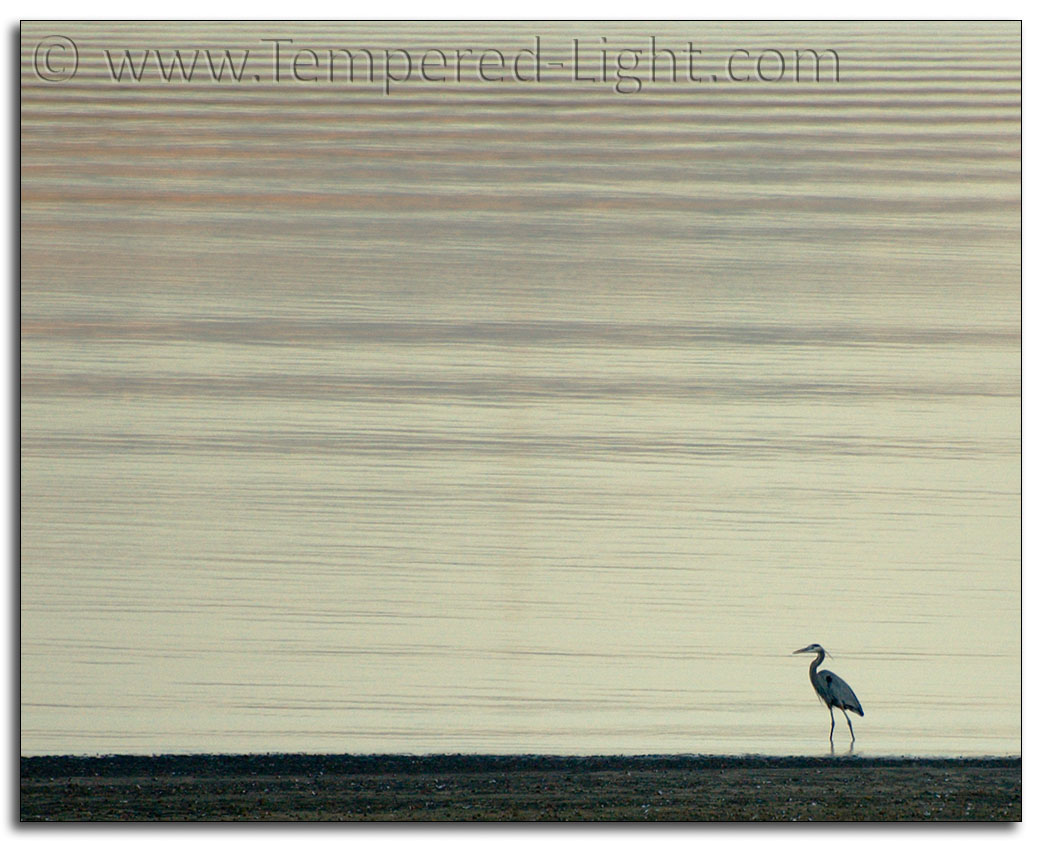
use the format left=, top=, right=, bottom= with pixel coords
left=20, top=754, right=1020, bottom=821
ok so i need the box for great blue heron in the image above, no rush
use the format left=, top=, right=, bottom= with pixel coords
left=793, top=644, right=864, bottom=742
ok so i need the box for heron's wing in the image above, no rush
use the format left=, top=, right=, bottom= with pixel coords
left=818, top=669, right=864, bottom=716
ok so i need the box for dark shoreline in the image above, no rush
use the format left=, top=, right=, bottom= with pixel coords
left=21, top=753, right=1021, bottom=822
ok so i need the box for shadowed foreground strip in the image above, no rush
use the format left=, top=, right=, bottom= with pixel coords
left=20, top=754, right=1020, bottom=821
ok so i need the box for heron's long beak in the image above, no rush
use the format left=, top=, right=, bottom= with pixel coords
left=792, top=646, right=814, bottom=654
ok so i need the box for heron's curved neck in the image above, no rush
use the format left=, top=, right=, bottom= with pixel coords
left=808, top=649, right=825, bottom=678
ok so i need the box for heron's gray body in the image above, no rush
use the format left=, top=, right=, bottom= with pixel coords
left=794, top=644, right=863, bottom=742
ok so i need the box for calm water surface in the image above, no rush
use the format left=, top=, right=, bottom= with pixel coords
left=21, top=22, right=1019, bottom=756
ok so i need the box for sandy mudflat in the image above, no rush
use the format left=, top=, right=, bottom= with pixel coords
left=20, top=754, right=1020, bottom=822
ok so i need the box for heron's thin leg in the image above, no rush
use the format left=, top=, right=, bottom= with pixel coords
left=828, top=707, right=835, bottom=742
left=843, top=709, right=855, bottom=741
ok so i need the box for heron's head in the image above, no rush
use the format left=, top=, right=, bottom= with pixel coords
left=793, top=643, right=827, bottom=656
